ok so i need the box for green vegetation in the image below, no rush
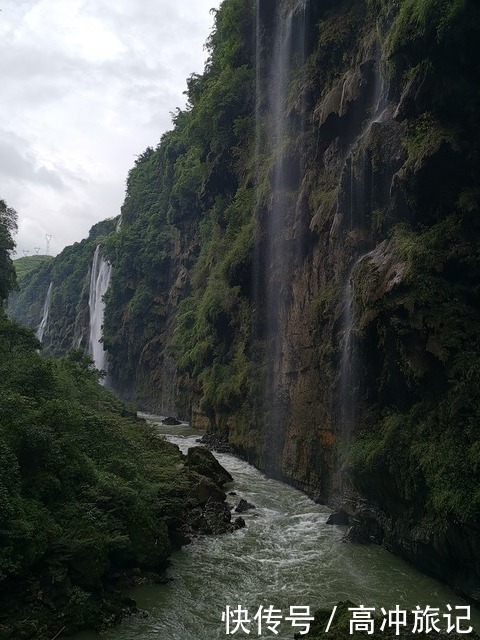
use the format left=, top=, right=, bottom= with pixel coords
left=98, top=0, right=256, bottom=413
left=13, top=254, right=52, bottom=282
left=388, top=0, right=466, bottom=54
left=350, top=209, right=480, bottom=530
left=343, top=0, right=480, bottom=540
left=0, top=204, right=235, bottom=637
left=9, top=218, right=117, bottom=356
left=0, top=200, right=17, bottom=303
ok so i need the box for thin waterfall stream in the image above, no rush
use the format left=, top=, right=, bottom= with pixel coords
left=336, top=57, right=389, bottom=440
left=261, top=0, right=307, bottom=470
left=338, top=251, right=373, bottom=439
left=74, top=416, right=478, bottom=640
left=88, top=245, right=112, bottom=377
left=36, top=281, right=53, bottom=342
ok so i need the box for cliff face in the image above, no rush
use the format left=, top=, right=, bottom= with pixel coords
left=9, top=218, right=117, bottom=357
left=9, top=0, right=480, bottom=601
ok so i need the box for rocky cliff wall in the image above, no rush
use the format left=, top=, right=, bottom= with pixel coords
left=9, top=0, right=480, bottom=602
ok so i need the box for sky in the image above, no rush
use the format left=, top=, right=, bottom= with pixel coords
left=0, top=0, right=221, bottom=257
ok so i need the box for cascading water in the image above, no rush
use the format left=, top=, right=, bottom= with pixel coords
left=88, top=245, right=112, bottom=379
left=36, top=281, right=53, bottom=342
left=251, top=0, right=263, bottom=351
left=258, top=0, right=307, bottom=471
left=337, top=60, right=389, bottom=441
left=338, top=251, right=373, bottom=439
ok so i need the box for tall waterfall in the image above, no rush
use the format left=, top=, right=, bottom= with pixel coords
left=337, top=61, right=388, bottom=440
left=256, top=0, right=307, bottom=470
left=88, top=245, right=112, bottom=378
left=338, top=252, right=372, bottom=439
left=36, top=281, right=53, bottom=342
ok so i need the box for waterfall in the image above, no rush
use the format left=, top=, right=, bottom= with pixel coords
left=337, top=58, right=388, bottom=440
left=338, top=252, right=373, bottom=439
left=88, top=245, right=112, bottom=379
left=255, top=0, right=307, bottom=470
left=251, top=0, right=263, bottom=350
left=36, top=281, right=53, bottom=342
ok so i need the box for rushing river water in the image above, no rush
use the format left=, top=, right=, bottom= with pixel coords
left=75, top=416, right=479, bottom=639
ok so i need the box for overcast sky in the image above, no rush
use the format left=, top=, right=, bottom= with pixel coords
left=0, top=0, right=221, bottom=257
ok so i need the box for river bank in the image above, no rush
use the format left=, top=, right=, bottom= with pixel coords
left=73, top=417, right=480, bottom=640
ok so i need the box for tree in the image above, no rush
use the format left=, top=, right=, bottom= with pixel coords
left=0, top=199, right=17, bottom=304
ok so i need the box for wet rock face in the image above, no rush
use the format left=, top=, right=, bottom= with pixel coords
left=277, top=19, right=408, bottom=498
left=339, top=495, right=480, bottom=604
left=253, top=0, right=480, bottom=603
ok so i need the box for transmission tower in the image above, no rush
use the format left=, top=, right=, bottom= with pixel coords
left=23, top=249, right=29, bottom=257
left=45, top=234, right=52, bottom=255
left=34, top=246, right=41, bottom=254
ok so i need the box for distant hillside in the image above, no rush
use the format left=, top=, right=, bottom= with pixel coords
left=14, top=255, right=52, bottom=281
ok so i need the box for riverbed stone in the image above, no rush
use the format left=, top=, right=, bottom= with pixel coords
left=186, top=446, right=233, bottom=486
left=187, top=470, right=226, bottom=505
left=203, top=501, right=233, bottom=534
left=235, top=498, right=256, bottom=513
left=233, top=516, right=246, bottom=529
left=326, top=510, right=349, bottom=525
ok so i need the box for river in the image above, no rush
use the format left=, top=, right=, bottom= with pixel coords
left=75, top=416, right=479, bottom=639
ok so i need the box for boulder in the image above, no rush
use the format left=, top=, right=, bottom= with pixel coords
left=186, top=446, right=233, bottom=486
left=235, top=498, right=256, bottom=513
left=326, top=510, right=350, bottom=526
left=161, top=416, right=182, bottom=426
left=343, top=519, right=383, bottom=545
left=187, top=470, right=226, bottom=506
left=197, top=432, right=234, bottom=453
left=233, top=517, right=246, bottom=530
left=203, top=501, right=233, bottom=535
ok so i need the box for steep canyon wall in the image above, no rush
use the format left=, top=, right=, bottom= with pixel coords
left=9, top=0, right=480, bottom=601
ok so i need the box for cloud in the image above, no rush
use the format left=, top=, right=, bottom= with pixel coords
left=0, top=0, right=221, bottom=257
left=0, top=130, right=66, bottom=190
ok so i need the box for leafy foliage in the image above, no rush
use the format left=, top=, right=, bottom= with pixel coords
left=0, top=201, right=221, bottom=636
left=99, top=0, right=256, bottom=410
left=13, top=255, right=52, bottom=281
left=0, top=199, right=17, bottom=304
left=0, top=319, right=192, bottom=634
